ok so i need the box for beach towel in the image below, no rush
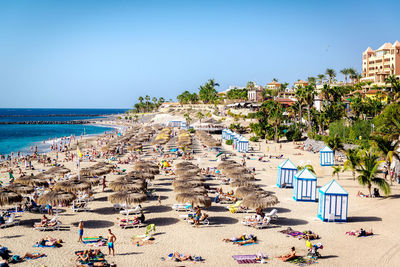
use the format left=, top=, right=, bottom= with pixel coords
left=34, top=244, right=55, bottom=248
left=82, top=237, right=107, bottom=246
left=232, top=255, right=258, bottom=264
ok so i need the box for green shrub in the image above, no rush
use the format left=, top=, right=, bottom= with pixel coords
left=188, top=128, right=195, bottom=133
left=226, top=140, right=233, bottom=145
left=292, top=128, right=302, bottom=141
left=249, top=136, right=259, bottom=142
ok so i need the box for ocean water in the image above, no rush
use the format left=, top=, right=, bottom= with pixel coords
left=0, top=108, right=127, bottom=155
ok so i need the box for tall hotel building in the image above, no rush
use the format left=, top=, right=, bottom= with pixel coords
left=362, top=41, right=400, bottom=83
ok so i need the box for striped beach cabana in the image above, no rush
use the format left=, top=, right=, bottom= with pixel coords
left=320, top=146, right=334, bottom=166
left=293, top=167, right=317, bottom=202
left=226, top=130, right=233, bottom=140
left=317, top=180, right=348, bottom=222
left=237, top=137, right=249, bottom=153
left=232, top=133, right=240, bottom=149
left=222, top=129, right=228, bottom=140
left=276, top=159, right=297, bottom=188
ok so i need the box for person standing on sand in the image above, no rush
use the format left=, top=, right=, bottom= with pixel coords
left=78, top=220, right=84, bottom=242
left=102, top=176, right=107, bottom=192
left=107, top=229, right=116, bottom=256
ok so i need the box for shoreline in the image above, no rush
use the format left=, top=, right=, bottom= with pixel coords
left=0, top=117, right=131, bottom=157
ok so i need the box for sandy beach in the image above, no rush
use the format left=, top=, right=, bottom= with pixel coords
left=1, top=122, right=400, bottom=267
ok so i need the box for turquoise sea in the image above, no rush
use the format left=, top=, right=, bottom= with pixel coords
left=0, top=108, right=127, bottom=155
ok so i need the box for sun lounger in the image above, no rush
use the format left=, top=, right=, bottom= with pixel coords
left=119, top=206, right=142, bottom=215
left=188, top=215, right=210, bottom=226
left=34, top=215, right=61, bottom=231
left=172, top=203, right=193, bottom=212
left=242, top=216, right=271, bottom=229
left=72, top=200, right=90, bottom=212
left=265, top=209, right=278, bottom=220
left=119, top=219, right=143, bottom=229
left=0, top=214, right=20, bottom=228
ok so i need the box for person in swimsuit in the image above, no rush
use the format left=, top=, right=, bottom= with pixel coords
left=78, top=220, right=84, bottom=242
left=107, top=229, right=116, bottom=256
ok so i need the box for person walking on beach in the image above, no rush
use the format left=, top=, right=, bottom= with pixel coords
left=78, top=220, right=84, bottom=242
left=102, top=176, right=107, bottom=192
left=107, top=229, right=116, bottom=256
left=158, top=195, right=161, bottom=205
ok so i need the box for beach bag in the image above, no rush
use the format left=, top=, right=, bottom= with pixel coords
left=10, top=255, right=21, bottom=263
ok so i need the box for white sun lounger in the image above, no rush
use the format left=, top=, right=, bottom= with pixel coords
left=172, top=203, right=193, bottom=212
left=71, top=200, right=90, bottom=212
left=0, top=214, right=20, bottom=228
left=120, top=206, right=142, bottom=215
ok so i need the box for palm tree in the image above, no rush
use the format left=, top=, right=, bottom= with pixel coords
left=297, top=164, right=316, bottom=174
left=325, top=69, right=336, bottom=84
left=138, top=96, right=144, bottom=103
left=145, top=95, right=150, bottom=112
left=340, top=68, right=349, bottom=83
left=356, top=152, right=390, bottom=196
left=317, top=74, right=326, bottom=85
left=303, top=85, right=316, bottom=132
left=384, top=75, right=400, bottom=102
left=295, top=86, right=305, bottom=126
left=197, top=111, right=204, bottom=123
left=343, top=148, right=361, bottom=180
left=371, top=136, right=400, bottom=185
left=347, top=68, right=357, bottom=83
left=332, top=165, right=342, bottom=180
left=268, top=108, right=284, bottom=142
left=184, top=113, right=192, bottom=126
left=326, top=134, right=344, bottom=155
left=272, top=78, right=278, bottom=82
left=307, top=77, right=316, bottom=85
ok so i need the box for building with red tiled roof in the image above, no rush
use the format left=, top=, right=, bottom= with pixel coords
left=294, top=80, right=308, bottom=88
left=266, top=81, right=281, bottom=90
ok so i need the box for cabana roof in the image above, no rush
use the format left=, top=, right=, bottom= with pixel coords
left=295, top=167, right=316, bottom=180
left=320, top=146, right=333, bottom=152
left=319, top=180, right=348, bottom=195
left=278, top=159, right=297, bottom=169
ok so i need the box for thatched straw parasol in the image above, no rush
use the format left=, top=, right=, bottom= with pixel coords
left=109, top=180, right=146, bottom=192
left=241, top=194, right=278, bottom=209
left=37, top=191, right=75, bottom=206
left=174, top=186, right=207, bottom=194
left=223, top=167, right=248, bottom=175
left=217, top=160, right=238, bottom=170
left=175, top=193, right=211, bottom=208
left=175, top=162, right=196, bottom=168
left=5, top=183, right=34, bottom=195
left=0, top=188, right=23, bottom=206
left=54, top=180, right=91, bottom=193
left=108, top=191, right=147, bottom=205
left=230, top=179, right=256, bottom=187
left=172, top=180, right=204, bottom=187
left=227, top=172, right=254, bottom=180
left=15, top=175, right=49, bottom=187
left=174, top=175, right=207, bottom=181
left=235, top=186, right=262, bottom=198
left=132, top=172, right=155, bottom=180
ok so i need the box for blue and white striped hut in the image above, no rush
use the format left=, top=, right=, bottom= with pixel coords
left=237, top=137, right=249, bottom=153
left=226, top=129, right=233, bottom=140
left=276, top=159, right=297, bottom=188
left=222, top=129, right=228, bottom=140
left=320, top=146, right=334, bottom=166
left=317, top=180, right=348, bottom=222
left=293, top=167, right=317, bottom=202
left=232, top=133, right=240, bottom=149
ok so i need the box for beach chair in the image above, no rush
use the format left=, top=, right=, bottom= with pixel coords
left=188, top=214, right=210, bottom=226
left=218, top=195, right=235, bottom=204
left=34, top=215, right=61, bottom=231
left=120, top=205, right=142, bottom=215
left=119, top=219, right=143, bottom=229
left=0, top=214, right=20, bottom=228
left=265, top=209, right=278, bottom=220
left=71, top=199, right=90, bottom=212
left=253, top=217, right=272, bottom=229
left=113, top=204, right=122, bottom=210
left=172, top=203, right=193, bottom=212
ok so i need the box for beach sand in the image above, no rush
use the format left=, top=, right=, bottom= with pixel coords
left=1, top=128, right=400, bottom=267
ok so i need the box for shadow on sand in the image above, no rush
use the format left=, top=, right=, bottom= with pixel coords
left=347, top=216, right=382, bottom=222
left=211, top=216, right=238, bottom=225
left=145, top=205, right=172, bottom=213
left=276, top=217, right=308, bottom=226
left=91, top=207, right=118, bottom=215
left=145, top=217, right=179, bottom=226
left=72, top=220, right=114, bottom=229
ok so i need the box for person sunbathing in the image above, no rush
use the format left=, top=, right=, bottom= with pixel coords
left=223, top=234, right=257, bottom=244
left=356, top=191, right=369, bottom=197
left=36, top=236, right=62, bottom=247
left=21, top=253, right=46, bottom=260
left=357, top=228, right=373, bottom=237
left=171, top=252, right=192, bottom=261
left=235, top=236, right=257, bottom=246
left=276, top=247, right=297, bottom=262
left=75, top=250, right=92, bottom=262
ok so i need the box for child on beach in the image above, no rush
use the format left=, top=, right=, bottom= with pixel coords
left=78, top=220, right=84, bottom=242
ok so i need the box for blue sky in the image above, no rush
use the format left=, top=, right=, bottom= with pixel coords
left=0, top=0, right=399, bottom=108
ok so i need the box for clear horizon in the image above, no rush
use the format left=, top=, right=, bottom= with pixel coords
left=0, top=0, right=399, bottom=108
